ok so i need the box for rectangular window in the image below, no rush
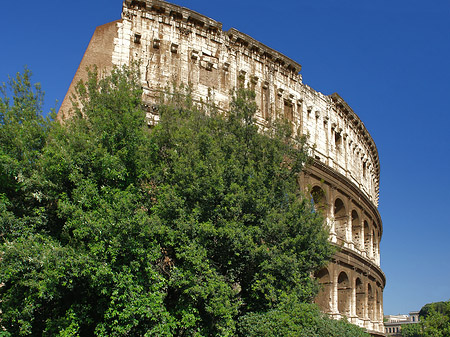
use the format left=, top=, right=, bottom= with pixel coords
left=284, top=99, right=293, bottom=122
left=335, top=131, right=342, bottom=149
left=262, top=84, right=270, bottom=119
left=134, top=33, right=141, bottom=44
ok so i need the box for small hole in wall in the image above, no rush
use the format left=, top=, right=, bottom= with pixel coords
left=134, top=33, right=141, bottom=44
left=335, top=132, right=342, bottom=148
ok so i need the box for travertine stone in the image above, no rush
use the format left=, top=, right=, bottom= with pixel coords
left=58, top=1, right=385, bottom=335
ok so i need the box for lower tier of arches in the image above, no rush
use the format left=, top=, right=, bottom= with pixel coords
left=314, top=250, right=386, bottom=335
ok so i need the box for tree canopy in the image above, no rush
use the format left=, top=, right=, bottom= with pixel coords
left=402, top=301, right=450, bottom=337
left=0, top=66, right=368, bottom=336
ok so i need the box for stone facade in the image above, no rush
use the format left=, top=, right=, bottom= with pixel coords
left=59, top=1, right=385, bottom=335
left=384, top=312, right=420, bottom=336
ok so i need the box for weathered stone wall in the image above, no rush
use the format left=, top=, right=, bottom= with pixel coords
left=305, top=166, right=385, bottom=334
left=58, top=0, right=385, bottom=334
left=109, top=0, right=380, bottom=207
left=315, top=249, right=385, bottom=334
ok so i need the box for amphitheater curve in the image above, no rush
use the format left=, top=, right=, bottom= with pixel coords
left=59, top=1, right=386, bottom=335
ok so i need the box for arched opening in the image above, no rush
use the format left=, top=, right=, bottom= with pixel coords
left=335, top=131, right=342, bottom=150
left=334, top=199, right=347, bottom=242
left=356, top=278, right=365, bottom=318
left=314, top=268, right=332, bottom=313
left=368, top=284, right=375, bottom=321
left=377, top=230, right=381, bottom=262
left=372, top=229, right=377, bottom=259
left=376, top=289, right=381, bottom=321
left=352, top=210, right=361, bottom=249
left=338, top=271, right=351, bottom=316
left=364, top=221, right=371, bottom=256
left=311, top=186, right=327, bottom=214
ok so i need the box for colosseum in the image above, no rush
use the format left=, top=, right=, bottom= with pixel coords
left=59, top=1, right=386, bottom=335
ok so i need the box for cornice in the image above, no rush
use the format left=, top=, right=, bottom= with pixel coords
left=309, top=159, right=382, bottom=234
left=330, top=93, right=381, bottom=200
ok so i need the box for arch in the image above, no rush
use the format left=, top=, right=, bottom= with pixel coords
left=364, top=220, right=371, bottom=256
left=352, top=210, right=361, bottom=249
left=355, top=277, right=365, bottom=318
left=368, top=283, right=375, bottom=321
left=372, top=229, right=378, bottom=259
left=334, top=198, right=347, bottom=242
left=376, top=289, right=381, bottom=321
left=314, top=268, right=332, bottom=313
left=311, top=185, right=327, bottom=214
left=338, top=271, right=351, bottom=316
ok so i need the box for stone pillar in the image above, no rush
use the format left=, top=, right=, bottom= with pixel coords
left=351, top=274, right=357, bottom=319
left=329, top=190, right=336, bottom=242
left=369, top=231, right=374, bottom=259
left=347, top=202, right=353, bottom=247
left=375, top=241, right=380, bottom=265
left=331, top=266, right=339, bottom=314
left=364, top=282, right=369, bottom=320
left=360, top=220, right=365, bottom=255
left=324, top=115, right=329, bottom=163
left=380, top=290, right=384, bottom=322
left=343, top=133, right=348, bottom=172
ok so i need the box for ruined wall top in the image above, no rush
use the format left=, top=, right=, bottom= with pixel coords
left=60, top=0, right=381, bottom=206
left=123, top=0, right=302, bottom=76
left=330, top=92, right=380, bottom=192
left=119, top=0, right=381, bottom=206
left=124, top=0, right=223, bottom=31
left=57, top=3, right=385, bottom=332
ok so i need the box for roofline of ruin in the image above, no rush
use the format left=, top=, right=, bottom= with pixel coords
left=124, top=0, right=381, bottom=196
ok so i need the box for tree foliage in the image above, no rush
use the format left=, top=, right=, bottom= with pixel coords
left=402, top=301, right=450, bottom=337
left=401, top=323, right=423, bottom=337
left=238, top=300, right=369, bottom=337
left=0, top=68, right=55, bottom=242
left=0, top=66, right=365, bottom=336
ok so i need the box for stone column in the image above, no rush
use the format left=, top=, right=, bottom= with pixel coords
left=331, top=266, right=339, bottom=315
left=343, top=132, right=348, bottom=172
left=347, top=201, right=353, bottom=248
left=324, top=115, right=329, bottom=163
left=351, top=273, right=357, bottom=319
left=360, top=220, right=365, bottom=255
left=369, top=230, right=374, bottom=259
left=329, top=189, right=336, bottom=243
left=364, top=282, right=370, bottom=330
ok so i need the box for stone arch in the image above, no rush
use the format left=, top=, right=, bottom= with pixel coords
left=314, top=268, right=332, bottom=313
left=376, top=229, right=381, bottom=262
left=368, top=283, right=375, bottom=321
left=364, top=220, right=371, bottom=256
left=338, top=271, right=351, bottom=316
left=376, top=288, right=381, bottom=321
left=352, top=210, right=361, bottom=249
left=372, top=229, right=378, bottom=259
left=355, top=277, right=365, bottom=318
left=334, top=198, right=347, bottom=242
left=311, top=185, right=327, bottom=215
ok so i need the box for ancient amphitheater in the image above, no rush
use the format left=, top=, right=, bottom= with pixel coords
left=60, top=1, right=386, bottom=335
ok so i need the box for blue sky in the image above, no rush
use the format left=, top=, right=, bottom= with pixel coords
left=2, top=0, right=450, bottom=315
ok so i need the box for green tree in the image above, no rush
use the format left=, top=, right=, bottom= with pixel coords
left=0, top=68, right=55, bottom=242
left=401, top=323, right=423, bottom=337
left=420, top=301, right=450, bottom=319
left=237, top=300, right=369, bottom=337
left=402, top=301, right=450, bottom=337
left=0, top=65, right=341, bottom=336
